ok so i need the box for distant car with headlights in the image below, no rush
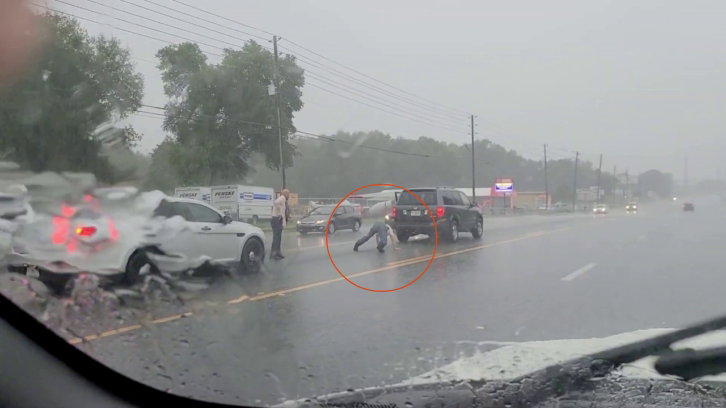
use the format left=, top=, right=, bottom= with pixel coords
left=593, top=204, right=608, bottom=214
left=625, top=202, right=638, bottom=213
left=297, top=205, right=362, bottom=235
left=683, top=202, right=694, bottom=212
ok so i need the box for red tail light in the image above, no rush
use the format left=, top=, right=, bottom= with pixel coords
left=436, top=207, right=445, bottom=218
left=75, top=226, right=97, bottom=237
left=392, top=207, right=397, bottom=217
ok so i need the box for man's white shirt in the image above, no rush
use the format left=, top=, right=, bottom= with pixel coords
left=271, top=195, right=287, bottom=226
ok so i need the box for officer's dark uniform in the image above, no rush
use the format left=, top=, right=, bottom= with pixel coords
left=353, top=221, right=389, bottom=253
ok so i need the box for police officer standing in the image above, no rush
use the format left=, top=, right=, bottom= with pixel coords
left=270, top=189, right=289, bottom=260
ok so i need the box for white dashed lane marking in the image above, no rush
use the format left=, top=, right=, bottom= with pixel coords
left=561, top=263, right=597, bottom=281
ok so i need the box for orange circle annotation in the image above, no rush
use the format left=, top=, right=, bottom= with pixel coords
left=325, top=183, right=438, bottom=292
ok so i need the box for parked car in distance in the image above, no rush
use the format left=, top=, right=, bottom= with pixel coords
left=593, top=204, right=608, bottom=214
left=392, top=186, right=483, bottom=243
left=683, top=202, right=694, bottom=212
left=297, top=205, right=362, bottom=235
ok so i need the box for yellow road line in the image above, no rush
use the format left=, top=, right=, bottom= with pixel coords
left=68, top=226, right=574, bottom=344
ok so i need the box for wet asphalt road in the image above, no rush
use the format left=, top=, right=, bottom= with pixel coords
left=61, top=199, right=726, bottom=406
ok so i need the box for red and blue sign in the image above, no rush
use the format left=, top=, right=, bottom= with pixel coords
left=494, top=178, right=514, bottom=193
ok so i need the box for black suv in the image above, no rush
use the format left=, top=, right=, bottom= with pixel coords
left=392, top=187, right=483, bottom=243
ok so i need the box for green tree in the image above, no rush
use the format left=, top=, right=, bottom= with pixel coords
left=142, top=136, right=184, bottom=193
left=156, top=41, right=304, bottom=185
left=0, top=13, right=144, bottom=181
left=243, top=131, right=606, bottom=199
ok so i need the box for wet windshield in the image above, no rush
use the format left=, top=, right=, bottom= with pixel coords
left=1, top=1, right=725, bottom=407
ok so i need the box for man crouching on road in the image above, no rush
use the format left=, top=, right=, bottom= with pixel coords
left=353, top=219, right=397, bottom=253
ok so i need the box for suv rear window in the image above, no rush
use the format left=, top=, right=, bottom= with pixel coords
left=397, top=190, right=437, bottom=206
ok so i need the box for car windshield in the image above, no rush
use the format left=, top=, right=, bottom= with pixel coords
left=308, top=206, right=335, bottom=215
left=0, top=2, right=722, bottom=407
left=397, top=190, right=437, bottom=206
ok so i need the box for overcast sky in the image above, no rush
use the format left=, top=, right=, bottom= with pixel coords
left=44, top=0, right=726, bottom=182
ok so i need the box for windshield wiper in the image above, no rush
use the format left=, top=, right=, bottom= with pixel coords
left=471, top=313, right=726, bottom=406
left=654, top=346, right=726, bottom=380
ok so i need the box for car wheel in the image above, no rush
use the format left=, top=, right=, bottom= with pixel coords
left=123, top=250, right=150, bottom=286
left=396, top=229, right=409, bottom=242
left=449, top=220, right=459, bottom=242
left=240, top=237, right=264, bottom=274
left=328, top=222, right=336, bottom=234
left=38, top=270, right=72, bottom=296
left=252, top=215, right=259, bottom=225
left=352, top=220, right=361, bottom=232
left=471, top=217, right=483, bottom=239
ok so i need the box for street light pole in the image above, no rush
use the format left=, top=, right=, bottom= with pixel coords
left=273, top=35, right=286, bottom=190
left=471, top=115, right=476, bottom=203
left=596, top=154, right=603, bottom=204
left=543, top=144, right=549, bottom=209
left=572, top=151, right=579, bottom=211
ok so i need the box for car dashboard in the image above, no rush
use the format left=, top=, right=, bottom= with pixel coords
left=3, top=293, right=726, bottom=408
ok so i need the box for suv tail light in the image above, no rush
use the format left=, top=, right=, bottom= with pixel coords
left=436, top=206, right=445, bottom=218
left=392, top=207, right=397, bottom=217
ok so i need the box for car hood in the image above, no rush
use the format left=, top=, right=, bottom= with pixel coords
left=276, top=327, right=726, bottom=407
left=399, top=328, right=726, bottom=386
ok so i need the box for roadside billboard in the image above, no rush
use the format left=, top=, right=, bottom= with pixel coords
left=494, top=178, right=514, bottom=193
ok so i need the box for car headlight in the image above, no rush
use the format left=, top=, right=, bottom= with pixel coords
left=385, top=214, right=390, bottom=220
left=316, top=219, right=325, bottom=224
left=297, top=220, right=301, bottom=224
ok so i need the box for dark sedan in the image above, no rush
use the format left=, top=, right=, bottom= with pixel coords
left=683, top=202, right=694, bottom=212
left=297, top=205, right=362, bottom=235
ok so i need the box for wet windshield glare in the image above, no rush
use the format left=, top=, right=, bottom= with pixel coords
left=1, top=1, right=725, bottom=406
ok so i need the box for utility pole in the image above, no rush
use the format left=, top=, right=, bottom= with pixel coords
left=273, top=35, right=286, bottom=190
left=596, top=154, right=603, bottom=204
left=625, top=168, right=629, bottom=200
left=613, top=165, right=617, bottom=206
left=471, top=115, right=476, bottom=203
left=637, top=172, right=642, bottom=199
left=572, top=152, right=579, bottom=211
left=543, top=144, right=549, bottom=210
left=684, top=156, right=688, bottom=193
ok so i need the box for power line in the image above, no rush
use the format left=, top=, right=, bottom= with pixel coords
left=171, top=0, right=275, bottom=37
left=120, top=0, right=269, bottom=43
left=51, top=1, right=469, bottom=135
left=304, top=70, right=468, bottom=127
left=102, top=0, right=468, bottom=126
left=78, top=0, right=268, bottom=51
left=135, top=106, right=432, bottom=158
left=50, top=1, right=231, bottom=54
left=283, top=47, right=469, bottom=121
left=131, top=0, right=471, bottom=119
left=305, top=82, right=467, bottom=134
left=282, top=39, right=471, bottom=117
left=33, top=4, right=224, bottom=57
